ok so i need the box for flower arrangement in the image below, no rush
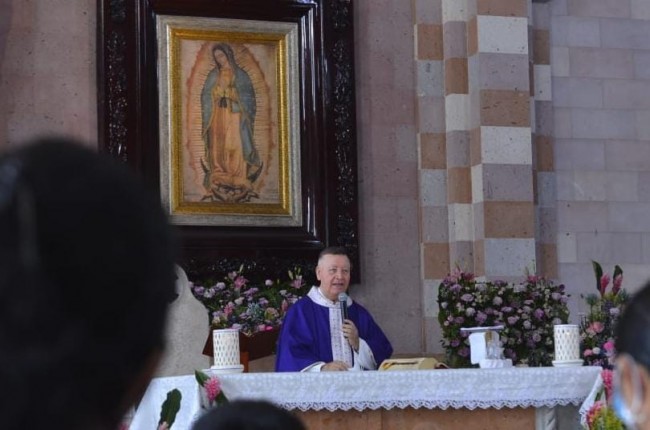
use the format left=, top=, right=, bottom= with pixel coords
left=580, top=261, right=628, bottom=368
left=438, top=268, right=570, bottom=368
left=190, top=266, right=310, bottom=336
left=195, top=370, right=228, bottom=409
left=583, top=369, right=625, bottom=429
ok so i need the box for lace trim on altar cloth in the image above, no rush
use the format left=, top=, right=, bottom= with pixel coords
left=218, top=366, right=602, bottom=411
left=130, top=367, right=603, bottom=429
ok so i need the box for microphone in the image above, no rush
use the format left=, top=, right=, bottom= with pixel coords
left=338, top=292, right=349, bottom=322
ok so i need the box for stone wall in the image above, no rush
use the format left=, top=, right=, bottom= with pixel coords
left=1, top=0, right=650, bottom=362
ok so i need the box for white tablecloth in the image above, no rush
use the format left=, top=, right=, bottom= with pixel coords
left=130, top=366, right=601, bottom=429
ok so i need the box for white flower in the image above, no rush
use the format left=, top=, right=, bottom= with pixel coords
left=592, top=347, right=601, bottom=355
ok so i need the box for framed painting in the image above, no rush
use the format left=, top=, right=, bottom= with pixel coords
left=157, top=16, right=302, bottom=227
left=96, top=0, right=361, bottom=282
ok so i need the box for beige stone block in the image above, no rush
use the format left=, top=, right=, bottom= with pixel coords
left=539, top=243, right=558, bottom=278
left=535, top=135, right=554, bottom=172
left=467, top=16, right=478, bottom=56
left=450, top=240, right=475, bottom=271
left=447, top=167, right=472, bottom=203
left=420, top=133, right=447, bottom=169
left=416, top=24, right=444, bottom=60
left=445, top=58, right=469, bottom=95
left=423, top=242, right=451, bottom=279
left=477, top=0, right=528, bottom=17
left=484, top=201, right=535, bottom=238
left=534, top=29, right=550, bottom=65
left=480, top=90, right=531, bottom=127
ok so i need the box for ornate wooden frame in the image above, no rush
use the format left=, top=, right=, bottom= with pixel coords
left=96, top=0, right=361, bottom=282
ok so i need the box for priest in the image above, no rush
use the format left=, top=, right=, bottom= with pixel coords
left=275, top=247, right=393, bottom=371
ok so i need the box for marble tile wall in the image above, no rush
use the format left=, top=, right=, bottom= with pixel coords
left=552, top=0, right=650, bottom=320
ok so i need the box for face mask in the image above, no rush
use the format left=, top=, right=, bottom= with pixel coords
left=613, top=356, right=645, bottom=429
left=612, top=385, right=637, bottom=429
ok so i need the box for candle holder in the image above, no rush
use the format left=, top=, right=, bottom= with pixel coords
left=211, top=328, right=244, bottom=373
left=552, top=324, right=583, bottom=367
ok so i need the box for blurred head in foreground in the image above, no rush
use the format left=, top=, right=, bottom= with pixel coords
left=192, top=400, right=306, bottom=430
left=0, top=137, right=177, bottom=430
left=614, top=280, right=650, bottom=429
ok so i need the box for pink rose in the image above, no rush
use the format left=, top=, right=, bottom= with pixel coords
left=603, top=340, right=615, bottom=353
left=590, top=321, right=604, bottom=334
left=584, top=349, right=593, bottom=357
left=234, top=276, right=248, bottom=289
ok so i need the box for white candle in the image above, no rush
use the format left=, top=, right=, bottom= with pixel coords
left=212, top=328, right=240, bottom=368
left=553, top=324, right=580, bottom=362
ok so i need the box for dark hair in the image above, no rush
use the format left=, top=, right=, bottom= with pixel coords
left=615, top=280, right=650, bottom=369
left=0, top=137, right=177, bottom=430
left=212, top=43, right=237, bottom=70
left=192, top=400, right=306, bottom=430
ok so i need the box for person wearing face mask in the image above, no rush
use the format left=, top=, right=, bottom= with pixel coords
left=275, top=247, right=393, bottom=372
left=612, top=280, right=650, bottom=429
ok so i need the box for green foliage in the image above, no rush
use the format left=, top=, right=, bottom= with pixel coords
left=158, top=389, right=182, bottom=429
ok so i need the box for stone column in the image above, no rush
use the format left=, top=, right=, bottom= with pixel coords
left=442, top=0, right=474, bottom=272
left=415, top=0, right=447, bottom=352
left=468, top=0, right=536, bottom=279
left=531, top=1, right=558, bottom=278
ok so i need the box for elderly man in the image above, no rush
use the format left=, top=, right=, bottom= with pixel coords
left=275, top=247, right=393, bottom=371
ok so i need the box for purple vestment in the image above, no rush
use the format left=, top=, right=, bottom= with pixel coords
left=275, top=294, right=393, bottom=372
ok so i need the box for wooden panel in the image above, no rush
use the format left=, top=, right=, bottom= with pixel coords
left=96, top=0, right=361, bottom=282
left=295, top=407, right=536, bottom=430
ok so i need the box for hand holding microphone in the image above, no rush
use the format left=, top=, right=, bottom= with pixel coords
left=339, top=293, right=360, bottom=351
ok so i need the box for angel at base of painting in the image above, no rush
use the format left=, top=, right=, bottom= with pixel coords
left=200, top=43, right=263, bottom=203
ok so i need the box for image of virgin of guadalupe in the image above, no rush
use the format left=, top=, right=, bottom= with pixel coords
left=201, top=43, right=263, bottom=203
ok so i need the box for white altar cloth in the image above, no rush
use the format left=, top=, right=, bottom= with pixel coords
left=130, top=366, right=601, bottom=430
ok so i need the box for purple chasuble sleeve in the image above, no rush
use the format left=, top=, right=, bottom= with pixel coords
left=275, top=296, right=393, bottom=372
left=349, top=302, right=393, bottom=366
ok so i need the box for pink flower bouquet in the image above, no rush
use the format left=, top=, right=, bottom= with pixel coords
left=190, top=266, right=310, bottom=336
left=579, top=261, right=628, bottom=368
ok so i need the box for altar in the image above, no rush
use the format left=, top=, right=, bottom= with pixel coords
left=130, top=366, right=601, bottom=430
